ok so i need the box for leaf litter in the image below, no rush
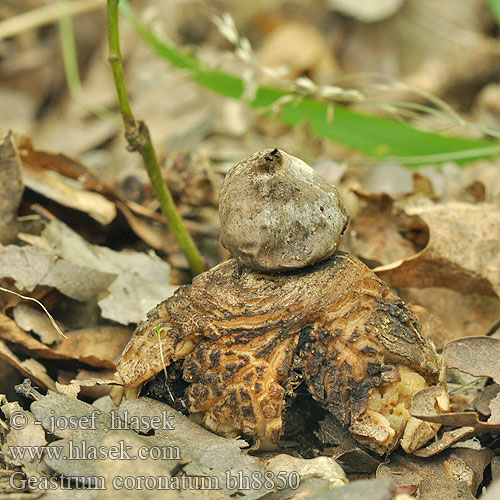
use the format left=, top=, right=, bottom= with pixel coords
left=2, top=0, right=500, bottom=498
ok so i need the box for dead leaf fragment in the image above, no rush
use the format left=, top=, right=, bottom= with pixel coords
left=0, top=312, right=65, bottom=359
left=37, top=218, right=178, bottom=324
left=378, top=447, right=492, bottom=499
left=55, top=377, right=121, bottom=399
left=474, top=383, right=500, bottom=416
left=0, top=132, right=24, bottom=245
left=19, top=142, right=116, bottom=225
left=1, top=401, right=49, bottom=480
left=23, top=166, right=117, bottom=225
left=52, top=326, right=132, bottom=368
left=412, top=427, right=476, bottom=458
left=0, top=244, right=116, bottom=301
left=13, top=303, right=63, bottom=345
left=376, top=202, right=500, bottom=298
left=29, top=393, right=266, bottom=497
left=57, top=369, right=117, bottom=399
left=401, top=287, right=500, bottom=349
left=482, top=480, right=500, bottom=500
left=410, top=384, right=500, bottom=433
left=0, top=339, right=55, bottom=390
left=444, top=336, right=500, bottom=385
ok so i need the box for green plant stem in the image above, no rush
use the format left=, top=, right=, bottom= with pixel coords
left=58, top=0, right=123, bottom=130
left=58, top=0, right=82, bottom=95
left=106, top=0, right=206, bottom=276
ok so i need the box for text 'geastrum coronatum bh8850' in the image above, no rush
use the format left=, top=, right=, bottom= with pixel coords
left=111, top=148, right=444, bottom=454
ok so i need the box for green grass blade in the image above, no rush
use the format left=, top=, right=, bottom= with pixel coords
left=488, top=0, right=500, bottom=25
left=120, top=1, right=500, bottom=166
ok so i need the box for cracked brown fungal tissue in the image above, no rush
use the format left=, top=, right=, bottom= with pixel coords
left=111, top=148, right=443, bottom=454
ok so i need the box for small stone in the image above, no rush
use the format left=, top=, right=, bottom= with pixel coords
left=218, top=148, right=349, bottom=272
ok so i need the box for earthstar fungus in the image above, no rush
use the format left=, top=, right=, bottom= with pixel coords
left=112, top=149, right=443, bottom=454
left=219, top=148, right=349, bottom=272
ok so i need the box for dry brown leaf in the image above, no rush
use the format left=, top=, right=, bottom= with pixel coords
left=406, top=304, right=449, bottom=351
left=13, top=303, right=63, bottom=345
left=27, top=393, right=267, bottom=497
left=0, top=132, right=24, bottom=245
left=340, top=191, right=427, bottom=269
left=52, top=326, right=132, bottom=368
left=413, top=427, right=477, bottom=458
left=58, top=369, right=117, bottom=399
left=36, top=218, right=178, bottom=324
left=0, top=312, right=129, bottom=371
left=377, top=447, right=492, bottom=499
left=400, top=287, right=500, bottom=349
left=1, top=400, right=49, bottom=480
left=375, top=202, right=500, bottom=298
left=55, top=377, right=122, bottom=399
left=0, top=244, right=116, bottom=301
left=410, top=384, right=500, bottom=431
left=22, top=165, right=116, bottom=225
left=444, top=336, right=500, bottom=385
left=409, top=347, right=500, bottom=455
left=0, top=312, right=68, bottom=360
left=0, top=339, right=55, bottom=390
left=474, top=383, right=500, bottom=416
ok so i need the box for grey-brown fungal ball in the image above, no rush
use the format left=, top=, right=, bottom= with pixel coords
left=219, top=148, right=349, bottom=272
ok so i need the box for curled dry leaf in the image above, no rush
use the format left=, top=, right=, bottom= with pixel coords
left=58, top=370, right=117, bottom=399
left=0, top=132, right=24, bottom=245
left=412, top=428, right=476, bottom=458
left=410, top=385, right=500, bottom=430
left=375, top=202, right=500, bottom=298
left=0, top=312, right=66, bottom=359
left=112, top=252, right=441, bottom=454
left=0, top=312, right=129, bottom=374
left=0, top=338, right=55, bottom=390
left=409, top=339, right=500, bottom=455
left=16, top=137, right=186, bottom=253
left=17, top=137, right=116, bottom=225
left=342, top=192, right=420, bottom=268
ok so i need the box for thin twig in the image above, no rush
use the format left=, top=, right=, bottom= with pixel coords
left=106, top=0, right=206, bottom=276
